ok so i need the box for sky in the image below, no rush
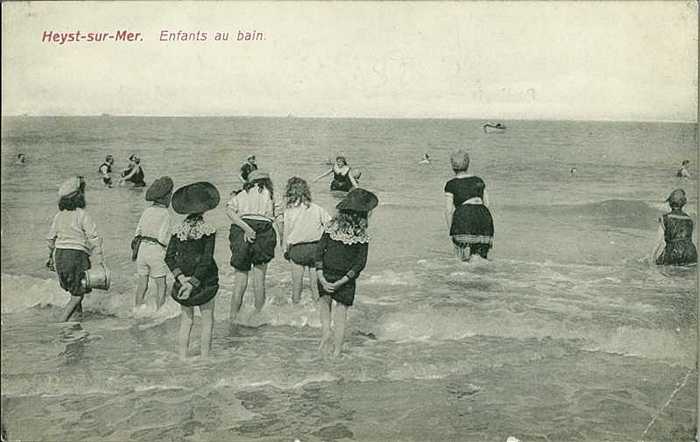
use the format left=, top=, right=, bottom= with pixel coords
left=1, top=1, right=698, bottom=122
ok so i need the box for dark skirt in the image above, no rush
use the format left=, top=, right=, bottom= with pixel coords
left=656, top=240, right=698, bottom=266
left=318, top=269, right=356, bottom=306
left=288, top=241, right=318, bottom=267
left=229, top=219, right=277, bottom=271
left=54, top=248, right=92, bottom=297
left=330, top=178, right=352, bottom=192
left=171, top=278, right=218, bottom=307
left=450, top=204, right=494, bottom=242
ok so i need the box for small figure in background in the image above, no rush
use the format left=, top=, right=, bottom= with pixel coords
left=677, top=160, right=691, bottom=178
left=15, top=153, right=26, bottom=165
left=570, top=167, right=577, bottom=176
left=239, top=154, right=258, bottom=183
left=98, top=155, right=115, bottom=187
left=120, top=154, right=146, bottom=187
left=314, top=156, right=358, bottom=192
left=652, top=188, right=697, bottom=266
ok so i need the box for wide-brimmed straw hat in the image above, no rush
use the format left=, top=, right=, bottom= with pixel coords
left=336, top=188, right=378, bottom=212
left=172, top=182, right=220, bottom=214
left=666, top=188, right=687, bottom=207
left=58, top=176, right=81, bottom=198
left=145, top=176, right=174, bottom=202
left=247, top=170, right=270, bottom=182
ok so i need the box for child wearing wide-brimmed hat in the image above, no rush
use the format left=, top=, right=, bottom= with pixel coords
left=282, top=177, right=331, bottom=303
left=164, top=182, right=220, bottom=359
left=651, top=188, right=697, bottom=266
left=47, top=176, right=105, bottom=321
left=315, top=188, right=378, bottom=357
left=133, top=176, right=174, bottom=312
left=226, top=170, right=279, bottom=330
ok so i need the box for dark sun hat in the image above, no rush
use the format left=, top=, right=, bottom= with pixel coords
left=336, top=188, right=379, bottom=212
left=172, top=182, right=221, bottom=214
left=145, top=176, right=174, bottom=202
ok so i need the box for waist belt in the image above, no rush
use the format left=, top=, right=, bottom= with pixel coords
left=140, top=236, right=167, bottom=248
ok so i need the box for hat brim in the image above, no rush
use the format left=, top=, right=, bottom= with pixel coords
left=172, top=182, right=221, bottom=214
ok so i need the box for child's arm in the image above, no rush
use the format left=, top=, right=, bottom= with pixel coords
left=313, top=169, right=333, bottom=182
left=330, top=243, right=369, bottom=290
left=315, top=234, right=333, bottom=290
left=650, top=219, right=665, bottom=263
left=444, top=193, right=455, bottom=231
left=225, top=195, right=257, bottom=242
left=46, top=215, right=58, bottom=270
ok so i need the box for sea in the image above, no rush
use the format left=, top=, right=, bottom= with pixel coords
left=1, top=116, right=697, bottom=441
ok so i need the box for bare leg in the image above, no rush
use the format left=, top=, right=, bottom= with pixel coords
left=332, top=302, right=349, bottom=358
left=291, top=263, right=304, bottom=303
left=153, top=276, right=167, bottom=309
left=135, top=275, right=149, bottom=307
left=199, top=298, right=215, bottom=359
left=179, top=305, right=194, bottom=360
left=59, top=296, right=83, bottom=322
left=318, top=295, right=333, bottom=354
left=230, top=269, right=248, bottom=329
left=251, top=263, right=268, bottom=312
left=309, top=267, right=320, bottom=300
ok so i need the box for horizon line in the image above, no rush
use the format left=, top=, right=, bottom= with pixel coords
left=1, top=114, right=697, bottom=124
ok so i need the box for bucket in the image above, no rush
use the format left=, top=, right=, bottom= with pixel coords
left=81, top=263, right=111, bottom=291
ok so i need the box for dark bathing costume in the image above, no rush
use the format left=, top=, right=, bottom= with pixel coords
left=122, top=166, right=146, bottom=187
left=444, top=176, right=494, bottom=258
left=330, top=168, right=353, bottom=192
left=656, top=210, right=697, bottom=265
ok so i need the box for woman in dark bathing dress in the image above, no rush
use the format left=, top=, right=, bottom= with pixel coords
left=444, top=149, right=494, bottom=261
left=314, top=156, right=358, bottom=192
left=652, top=188, right=697, bottom=266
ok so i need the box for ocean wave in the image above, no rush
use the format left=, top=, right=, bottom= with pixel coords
left=376, top=306, right=693, bottom=366
left=504, top=199, right=666, bottom=230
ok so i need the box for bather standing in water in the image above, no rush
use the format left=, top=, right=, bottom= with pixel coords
left=651, top=189, right=697, bottom=266
left=313, top=156, right=358, bottom=192
left=444, top=150, right=494, bottom=261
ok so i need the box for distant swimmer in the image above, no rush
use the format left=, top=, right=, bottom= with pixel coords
left=482, top=122, right=506, bottom=133
left=119, top=154, right=146, bottom=188
left=570, top=167, right=577, bottom=176
left=15, top=153, right=26, bottom=165
left=98, top=155, right=115, bottom=187
left=676, top=160, right=691, bottom=178
left=419, top=153, right=431, bottom=165
left=313, top=156, right=357, bottom=192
